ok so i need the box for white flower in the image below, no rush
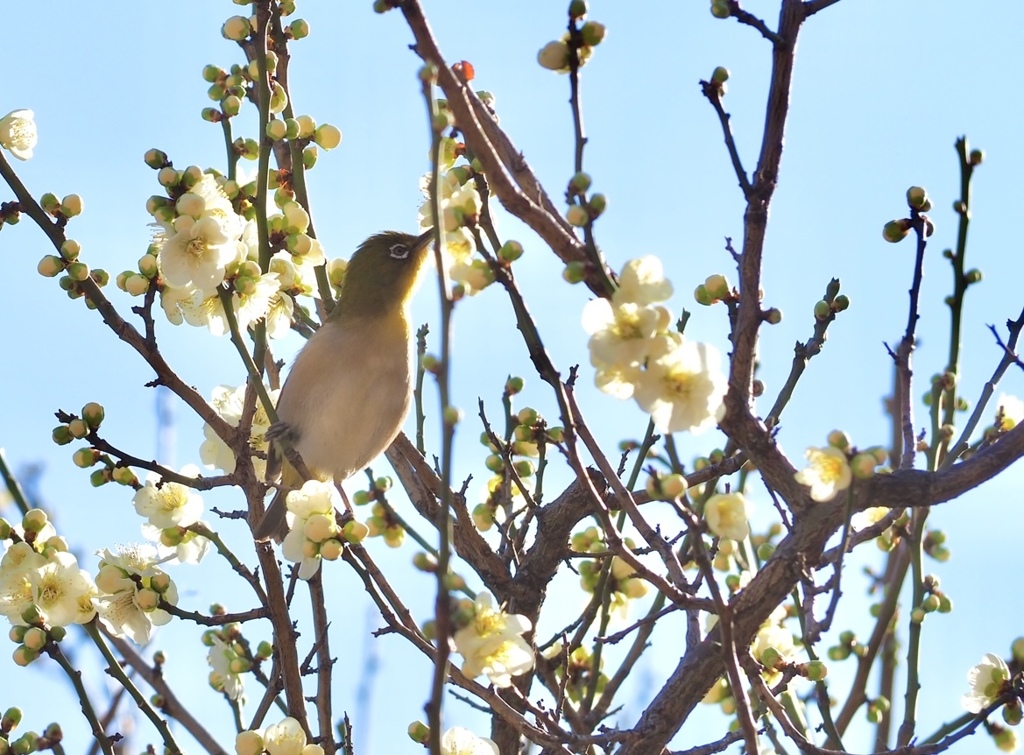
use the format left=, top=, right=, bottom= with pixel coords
left=751, top=609, right=796, bottom=684
left=208, top=636, right=246, bottom=701
left=159, top=282, right=203, bottom=326
left=614, top=256, right=673, bottom=305
left=263, top=717, right=312, bottom=755
left=705, top=492, right=750, bottom=541
left=453, top=592, right=534, bottom=687
left=633, top=335, right=727, bottom=434
left=0, top=109, right=38, bottom=160
left=282, top=480, right=342, bottom=580
left=0, top=542, right=46, bottom=624
left=94, top=545, right=177, bottom=644
left=132, top=466, right=204, bottom=529
left=159, top=215, right=239, bottom=291
left=199, top=384, right=278, bottom=480
left=27, top=551, right=97, bottom=627
left=795, top=446, right=852, bottom=502
left=851, top=506, right=889, bottom=532
left=996, top=393, right=1024, bottom=432
left=583, top=298, right=671, bottom=374
left=962, top=653, right=1010, bottom=713
left=441, top=726, right=499, bottom=755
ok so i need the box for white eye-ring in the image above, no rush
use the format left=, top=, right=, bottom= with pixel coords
left=389, top=243, right=411, bottom=260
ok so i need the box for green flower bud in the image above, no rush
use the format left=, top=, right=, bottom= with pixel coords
left=969, top=149, right=984, bottom=166
left=805, top=660, right=828, bottom=681
left=882, top=219, right=910, bottom=243
left=906, top=186, right=928, bottom=210
left=505, top=376, right=525, bottom=395
left=373, top=0, right=393, bottom=13
left=711, top=66, right=730, bottom=84
left=442, top=405, right=462, bottom=427
left=562, top=261, right=586, bottom=284
left=408, top=721, right=430, bottom=744
left=588, top=193, right=607, bottom=217
left=40, top=193, right=61, bottom=214
left=569, top=171, right=591, bottom=194
left=832, top=294, right=850, bottom=312
left=580, top=21, right=606, bottom=46
left=965, top=268, right=982, bottom=284
left=498, top=240, right=524, bottom=262
left=72, top=448, right=100, bottom=468
left=288, top=18, right=310, bottom=39
left=710, top=0, right=730, bottom=18
left=568, top=0, right=588, bottom=19
left=763, top=307, right=782, bottom=325
left=266, top=119, right=287, bottom=141
left=52, top=425, right=73, bottom=446
left=813, top=300, right=832, bottom=320
left=694, top=284, right=714, bottom=306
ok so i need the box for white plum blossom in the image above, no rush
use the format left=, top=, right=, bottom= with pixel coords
left=199, top=384, right=278, bottom=480
left=453, top=592, right=535, bottom=688
left=133, top=467, right=204, bottom=529
left=208, top=636, right=246, bottom=701
left=633, top=335, right=728, bottom=434
left=615, top=256, right=674, bottom=305
left=795, top=446, right=852, bottom=502
left=261, top=716, right=323, bottom=755
left=962, top=653, right=1011, bottom=714
left=705, top=492, right=751, bottom=541
left=441, top=727, right=499, bottom=755
left=27, top=551, right=97, bottom=627
left=0, top=542, right=46, bottom=624
left=0, top=109, right=38, bottom=160
left=159, top=215, right=239, bottom=291
left=282, top=480, right=343, bottom=580
left=94, top=545, right=177, bottom=644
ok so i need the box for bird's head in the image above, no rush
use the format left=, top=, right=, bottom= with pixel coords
left=333, top=230, right=433, bottom=320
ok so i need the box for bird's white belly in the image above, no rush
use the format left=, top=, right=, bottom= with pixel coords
left=276, top=318, right=411, bottom=482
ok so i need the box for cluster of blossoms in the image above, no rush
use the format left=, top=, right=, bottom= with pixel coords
left=536, top=2, right=607, bottom=74
left=206, top=621, right=267, bottom=704
left=451, top=592, right=535, bottom=688
left=132, top=465, right=211, bottom=564
left=235, top=716, right=323, bottom=755
left=417, top=131, right=495, bottom=297
left=281, top=480, right=367, bottom=580
left=583, top=256, right=727, bottom=434
left=200, top=384, right=280, bottom=481
left=0, top=508, right=183, bottom=657
left=572, top=528, right=649, bottom=617
left=794, top=430, right=888, bottom=503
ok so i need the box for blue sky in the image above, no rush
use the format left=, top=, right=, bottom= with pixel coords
left=1, top=2, right=1023, bottom=753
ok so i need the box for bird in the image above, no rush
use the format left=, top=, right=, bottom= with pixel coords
left=254, top=229, right=433, bottom=542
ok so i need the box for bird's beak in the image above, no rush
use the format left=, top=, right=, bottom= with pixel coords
left=415, top=228, right=434, bottom=250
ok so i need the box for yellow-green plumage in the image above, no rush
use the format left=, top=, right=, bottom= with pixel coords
left=254, top=230, right=432, bottom=542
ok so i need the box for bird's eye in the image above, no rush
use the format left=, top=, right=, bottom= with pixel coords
left=389, top=243, right=411, bottom=260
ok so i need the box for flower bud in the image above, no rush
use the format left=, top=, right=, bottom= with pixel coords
left=266, top=119, right=287, bottom=141
left=498, top=240, right=524, bottom=263
left=588, top=193, right=607, bottom=217
left=562, top=261, right=586, bottom=284
left=969, top=149, right=984, bottom=166
left=314, top=124, right=342, bottom=150
left=537, top=40, right=570, bottom=71
left=711, top=66, right=730, bottom=84
left=222, top=16, right=250, bottom=41
left=40, top=193, right=61, bottom=214
left=813, top=300, right=832, bottom=320
left=906, top=186, right=928, bottom=210
left=569, top=0, right=588, bottom=19
left=289, top=19, right=310, bottom=39
left=581, top=21, right=606, bottom=46
left=694, top=284, right=714, bottom=306
left=60, top=194, right=84, bottom=218
left=710, top=0, right=730, bottom=18
left=566, top=205, right=589, bottom=226
left=882, top=219, right=910, bottom=243
left=407, top=721, right=430, bottom=744
left=965, top=268, right=982, bottom=284
left=37, top=255, right=63, bottom=277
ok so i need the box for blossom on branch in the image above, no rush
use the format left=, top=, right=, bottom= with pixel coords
left=962, top=653, right=1011, bottom=713
left=0, top=109, right=37, bottom=160
left=705, top=492, right=751, bottom=541
left=94, top=545, right=177, bottom=644
left=453, top=592, right=534, bottom=688
left=795, top=446, right=852, bottom=502
left=281, top=480, right=343, bottom=580
left=441, top=726, right=499, bottom=755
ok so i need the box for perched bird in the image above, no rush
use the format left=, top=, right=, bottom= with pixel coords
left=254, top=230, right=433, bottom=542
